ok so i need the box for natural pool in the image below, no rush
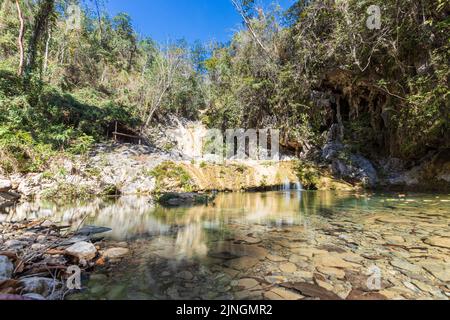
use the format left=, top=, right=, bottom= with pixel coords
left=4, top=191, right=450, bottom=300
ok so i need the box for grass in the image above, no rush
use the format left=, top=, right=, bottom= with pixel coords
left=150, top=161, right=195, bottom=193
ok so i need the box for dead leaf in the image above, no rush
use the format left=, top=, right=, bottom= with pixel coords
left=0, top=251, right=17, bottom=261
left=0, top=280, right=21, bottom=295
left=45, top=249, right=65, bottom=255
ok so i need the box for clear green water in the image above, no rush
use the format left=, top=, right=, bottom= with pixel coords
left=6, top=191, right=450, bottom=300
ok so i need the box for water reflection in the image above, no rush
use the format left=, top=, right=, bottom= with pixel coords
left=4, top=191, right=450, bottom=300
left=5, top=191, right=450, bottom=240
left=4, top=191, right=450, bottom=261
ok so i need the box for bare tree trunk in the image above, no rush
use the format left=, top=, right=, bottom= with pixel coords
left=15, top=0, right=25, bottom=76
left=143, top=47, right=182, bottom=128
left=94, top=0, right=103, bottom=43
left=231, top=0, right=272, bottom=59
left=336, top=96, right=345, bottom=141
left=43, top=28, right=51, bottom=74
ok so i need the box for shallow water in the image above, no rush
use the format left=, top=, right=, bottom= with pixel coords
left=4, top=191, right=450, bottom=300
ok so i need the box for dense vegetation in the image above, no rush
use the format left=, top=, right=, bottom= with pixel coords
left=205, top=0, right=449, bottom=161
left=0, top=0, right=206, bottom=173
left=0, top=0, right=448, bottom=175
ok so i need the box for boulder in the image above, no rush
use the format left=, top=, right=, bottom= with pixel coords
left=331, top=155, right=378, bottom=187
left=19, top=277, right=61, bottom=298
left=76, top=226, right=112, bottom=236
left=322, top=142, right=344, bottom=161
left=157, top=192, right=214, bottom=207
left=4, top=240, right=27, bottom=250
left=0, top=256, right=14, bottom=280
left=65, top=241, right=97, bottom=261
left=321, top=138, right=378, bottom=187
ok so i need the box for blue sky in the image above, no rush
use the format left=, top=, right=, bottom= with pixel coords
left=105, top=0, right=295, bottom=44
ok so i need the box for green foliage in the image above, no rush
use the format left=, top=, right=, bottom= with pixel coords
left=101, top=184, right=121, bottom=197
left=1, top=0, right=448, bottom=178
left=294, top=161, right=320, bottom=190
left=41, top=181, right=92, bottom=200
left=205, top=0, right=449, bottom=160
left=0, top=1, right=207, bottom=174
left=150, top=161, right=195, bottom=192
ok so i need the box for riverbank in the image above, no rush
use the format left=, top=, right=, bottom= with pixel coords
left=0, top=218, right=133, bottom=300
left=0, top=142, right=356, bottom=205
left=3, top=142, right=448, bottom=208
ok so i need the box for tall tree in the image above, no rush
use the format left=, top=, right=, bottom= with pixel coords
left=24, top=0, right=55, bottom=79
left=15, top=0, right=25, bottom=76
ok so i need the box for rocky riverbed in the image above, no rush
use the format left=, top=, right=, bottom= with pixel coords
left=0, top=219, right=131, bottom=300
left=14, top=191, right=443, bottom=301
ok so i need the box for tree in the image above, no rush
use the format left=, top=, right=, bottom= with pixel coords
left=15, top=0, right=25, bottom=76
left=24, top=0, right=55, bottom=80
left=143, top=44, right=184, bottom=127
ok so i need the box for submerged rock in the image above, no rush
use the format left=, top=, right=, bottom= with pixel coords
left=157, top=192, right=214, bottom=207
left=424, top=237, right=450, bottom=249
left=280, top=282, right=341, bottom=300
left=102, top=247, right=130, bottom=260
left=280, top=262, right=297, bottom=273
left=264, top=287, right=303, bottom=300
left=76, top=226, right=112, bottom=236
left=4, top=240, right=27, bottom=250
left=225, top=257, right=259, bottom=271
left=390, top=259, right=423, bottom=274
left=23, top=293, right=46, bottom=300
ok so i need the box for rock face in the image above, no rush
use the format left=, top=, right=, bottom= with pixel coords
left=330, top=155, right=378, bottom=187
left=0, top=177, right=12, bottom=192
left=65, top=241, right=97, bottom=261
left=320, top=133, right=378, bottom=187
left=0, top=176, right=19, bottom=208
left=380, top=150, right=450, bottom=191
left=0, top=256, right=14, bottom=280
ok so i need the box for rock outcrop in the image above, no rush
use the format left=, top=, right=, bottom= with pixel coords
left=0, top=176, right=19, bottom=210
